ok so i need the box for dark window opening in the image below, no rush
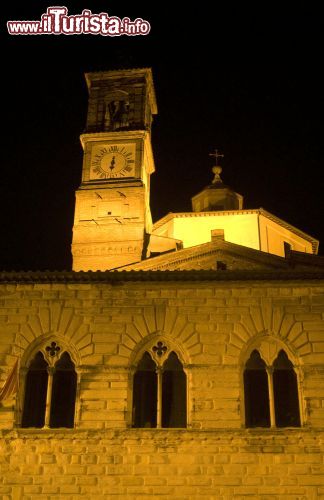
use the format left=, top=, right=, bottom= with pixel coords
left=21, top=352, right=48, bottom=428
left=50, top=352, right=77, bottom=428
left=132, top=352, right=157, bottom=428
left=284, top=241, right=292, bottom=256
left=216, top=261, right=227, bottom=270
left=244, top=350, right=270, bottom=428
left=162, top=352, right=187, bottom=428
left=273, top=350, right=300, bottom=427
left=132, top=350, right=187, bottom=429
left=22, top=350, right=77, bottom=429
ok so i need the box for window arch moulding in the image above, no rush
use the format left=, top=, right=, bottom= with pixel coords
left=132, top=350, right=187, bottom=429
left=129, top=334, right=189, bottom=429
left=240, top=335, right=304, bottom=428
left=129, top=332, right=189, bottom=369
left=239, top=333, right=301, bottom=369
left=17, top=335, right=81, bottom=429
left=20, top=334, right=81, bottom=371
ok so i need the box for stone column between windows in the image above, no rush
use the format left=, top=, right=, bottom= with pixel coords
left=44, top=366, right=55, bottom=428
left=156, top=367, right=163, bottom=428
left=267, top=366, right=276, bottom=428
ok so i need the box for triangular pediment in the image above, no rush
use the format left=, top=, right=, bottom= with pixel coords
left=116, top=240, right=276, bottom=271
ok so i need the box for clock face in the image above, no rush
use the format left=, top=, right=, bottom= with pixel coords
left=90, top=143, right=135, bottom=179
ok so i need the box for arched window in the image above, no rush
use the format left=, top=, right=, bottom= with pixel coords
left=162, top=352, right=187, bottom=428
left=132, top=347, right=187, bottom=428
left=132, top=352, right=157, bottom=428
left=50, top=353, right=77, bottom=428
left=22, top=347, right=77, bottom=429
left=21, top=352, right=48, bottom=428
left=273, top=350, right=300, bottom=427
left=243, top=348, right=301, bottom=428
left=244, top=350, right=270, bottom=428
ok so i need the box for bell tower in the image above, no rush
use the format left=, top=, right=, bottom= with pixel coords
left=72, top=68, right=157, bottom=271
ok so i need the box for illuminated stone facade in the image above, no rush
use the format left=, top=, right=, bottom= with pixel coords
left=72, top=70, right=157, bottom=272
left=71, top=69, right=318, bottom=273
left=1, top=272, right=324, bottom=497
left=1, top=69, right=324, bottom=498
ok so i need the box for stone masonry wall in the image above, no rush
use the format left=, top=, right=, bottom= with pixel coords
left=0, top=278, right=324, bottom=497
left=0, top=280, right=323, bottom=428
left=1, top=429, right=324, bottom=499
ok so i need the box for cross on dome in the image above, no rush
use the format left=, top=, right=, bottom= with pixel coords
left=209, top=149, right=224, bottom=184
left=209, top=148, right=224, bottom=166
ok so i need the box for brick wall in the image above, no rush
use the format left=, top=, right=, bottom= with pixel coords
left=0, top=278, right=324, bottom=497
left=1, top=429, right=324, bottom=498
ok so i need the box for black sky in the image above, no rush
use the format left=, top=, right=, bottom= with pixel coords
left=1, top=3, right=323, bottom=270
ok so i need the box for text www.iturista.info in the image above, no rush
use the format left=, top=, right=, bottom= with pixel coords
left=7, top=7, right=151, bottom=36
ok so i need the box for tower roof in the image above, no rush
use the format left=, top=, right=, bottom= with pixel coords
left=191, top=162, right=243, bottom=212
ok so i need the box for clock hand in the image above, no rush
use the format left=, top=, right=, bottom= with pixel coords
left=109, top=156, right=116, bottom=171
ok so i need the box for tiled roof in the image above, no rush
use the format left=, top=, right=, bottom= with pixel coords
left=0, top=270, right=324, bottom=283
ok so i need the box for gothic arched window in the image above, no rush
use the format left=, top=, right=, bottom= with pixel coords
left=21, top=352, right=48, bottom=428
left=132, top=348, right=187, bottom=429
left=273, top=350, right=301, bottom=427
left=162, top=352, right=187, bottom=428
left=132, top=352, right=157, bottom=428
left=244, top=350, right=270, bottom=428
left=22, top=347, right=77, bottom=429
left=244, top=349, right=301, bottom=428
left=50, top=352, right=77, bottom=428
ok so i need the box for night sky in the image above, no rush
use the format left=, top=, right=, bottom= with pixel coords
left=1, top=3, right=323, bottom=270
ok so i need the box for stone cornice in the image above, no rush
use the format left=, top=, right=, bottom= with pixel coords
left=2, top=427, right=324, bottom=440
left=80, top=129, right=150, bottom=147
